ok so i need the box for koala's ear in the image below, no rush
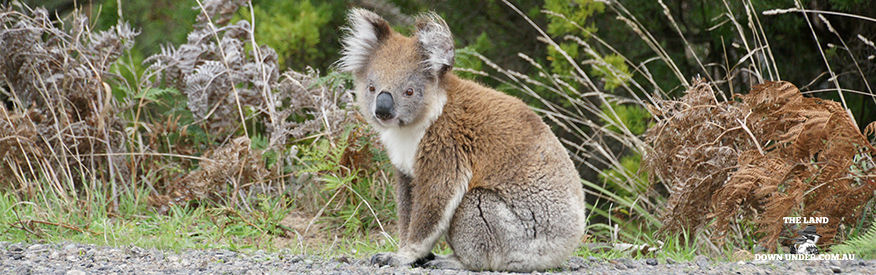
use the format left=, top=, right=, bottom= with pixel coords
left=415, top=12, right=454, bottom=77
left=338, top=8, right=392, bottom=73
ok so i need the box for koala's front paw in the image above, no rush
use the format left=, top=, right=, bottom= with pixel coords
left=370, top=252, right=414, bottom=267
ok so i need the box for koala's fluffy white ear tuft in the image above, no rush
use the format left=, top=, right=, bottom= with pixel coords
left=338, top=8, right=391, bottom=73
left=415, top=12, right=454, bottom=77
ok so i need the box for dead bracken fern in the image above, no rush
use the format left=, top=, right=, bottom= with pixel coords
left=644, top=79, right=755, bottom=234
left=144, top=0, right=275, bottom=135
left=143, top=0, right=353, bottom=144
left=0, top=4, right=136, bottom=194
left=151, top=136, right=267, bottom=212
left=646, top=80, right=876, bottom=251
left=1, top=1, right=356, bottom=214
left=141, top=0, right=355, bottom=209
left=715, top=81, right=876, bottom=250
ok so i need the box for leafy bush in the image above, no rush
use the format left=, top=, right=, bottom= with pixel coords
left=296, top=125, right=395, bottom=236
left=240, top=0, right=345, bottom=70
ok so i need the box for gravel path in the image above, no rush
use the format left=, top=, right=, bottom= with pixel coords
left=1, top=241, right=873, bottom=274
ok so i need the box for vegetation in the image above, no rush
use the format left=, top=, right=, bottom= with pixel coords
left=833, top=217, right=876, bottom=259
left=2, top=0, right=875, bottom=262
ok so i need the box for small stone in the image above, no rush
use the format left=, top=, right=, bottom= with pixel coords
left=695, top=255, right=710, bottom=268
left=616, top=258, right=636, bottom=269
left=128, top=246, right=144, bottom=256
left=333, top=256, right=351, bottom=264
left=566, top=257, right=587, bottom=271
left=8, top=243, right=25, bottom=252
left=829, top=265, right=841, bottom=273
left=63, top=243, right=77, bottom=251
left=287, top=255, right=302, bottom=263
left=66, top=270, right=86, bottom=275
left=27, top=244, right=46, bottom=252
left=665, top=258, right=676, bottom=264
left=12, top=266, right=30, bottom=274
left=646, top=258, right=658, bottom=266
left=587, top=256, right=599, bottom=262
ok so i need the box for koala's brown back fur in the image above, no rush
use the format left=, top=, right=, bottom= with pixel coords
left=424, top=74, right=577, bottom=192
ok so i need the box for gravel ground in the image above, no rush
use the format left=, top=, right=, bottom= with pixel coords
left=1, top=242, right=873, bottom=274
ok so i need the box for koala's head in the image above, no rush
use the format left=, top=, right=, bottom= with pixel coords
left=338, top=9, right=454, bottom=129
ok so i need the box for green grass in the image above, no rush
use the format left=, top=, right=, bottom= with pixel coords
left=0, top=179, right=400, bottom=258
left=0, top=190, right=271, bottom=252
left=575, top=223, right=707, bottom=262
left=0, top=183, right=712, bottom=263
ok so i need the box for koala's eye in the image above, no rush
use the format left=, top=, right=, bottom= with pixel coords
left=368, top=84, right=376, bottom=93
left=404, top=88, right=414, bottom=97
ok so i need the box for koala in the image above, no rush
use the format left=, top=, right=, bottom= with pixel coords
left=337, top=9, right=587, bottom=272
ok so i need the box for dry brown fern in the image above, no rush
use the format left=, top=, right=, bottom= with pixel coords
left=1, top=2, right=357, bottom=213
left=644, top=79, right=755, bottom=233
left=150, top=136, right=268, bottom=213
left=0, top=5, right=136, bottom=192
left=646, top=80, right=876, bottom=252
left=716, top=81, right=876, bottom=250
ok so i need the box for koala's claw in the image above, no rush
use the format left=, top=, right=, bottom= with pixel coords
left=412, top=252, right=436, bottom=267
left=370, top=252, right=413, bottom=267
left=422, top=254, right=465, bottom=270
left=370, top=252, right=393, bottom=266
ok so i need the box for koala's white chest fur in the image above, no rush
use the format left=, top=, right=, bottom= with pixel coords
left=378, top=92, right=447, bottom=176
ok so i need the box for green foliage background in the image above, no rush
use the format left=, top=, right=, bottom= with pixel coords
left=33, top=0, right=874, bottom=127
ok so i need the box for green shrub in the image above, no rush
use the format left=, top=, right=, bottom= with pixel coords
left=241, top=0, right=345, bottom=70
left=832, top=218, right=876, bottom=259
left=297, top=126, right=395, bottom=236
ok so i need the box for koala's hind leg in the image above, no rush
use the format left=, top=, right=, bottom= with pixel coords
left=446, top=188, right=579, bottom=272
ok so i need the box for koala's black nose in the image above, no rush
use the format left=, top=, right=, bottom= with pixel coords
left=375, top=92, right=394, bottom=120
